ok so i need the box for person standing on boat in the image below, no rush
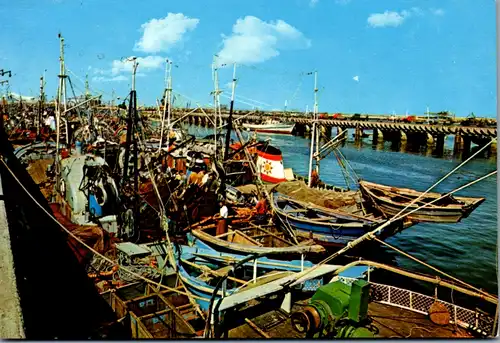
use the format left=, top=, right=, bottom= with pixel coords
left=216, top=201, right=229, bottom=236
left=254, top=195, right=269, bottom=224
left=310, top=169, right=320, bottom=188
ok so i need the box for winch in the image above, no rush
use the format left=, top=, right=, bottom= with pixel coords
left=291, top=279, right=376, bottom=338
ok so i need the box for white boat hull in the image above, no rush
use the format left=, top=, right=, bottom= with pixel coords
left=242, top=123, right=295, bottom=134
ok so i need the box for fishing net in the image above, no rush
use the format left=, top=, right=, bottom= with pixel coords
left=273, top=180, right=361, bottom=210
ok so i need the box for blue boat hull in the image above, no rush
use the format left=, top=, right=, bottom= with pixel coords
left=272, top=192, right=381, bottom=247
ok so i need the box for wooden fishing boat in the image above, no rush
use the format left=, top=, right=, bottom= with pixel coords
left=358, top=180, right=486, bottom=223
left=175, top=244, right=342, bottom=312
left=271, top=192, right=386, bottom=247
left=186, top=214, right=325, bottom=257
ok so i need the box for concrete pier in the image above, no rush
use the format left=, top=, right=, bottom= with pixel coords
left=0, top=180, right=25, bottom=338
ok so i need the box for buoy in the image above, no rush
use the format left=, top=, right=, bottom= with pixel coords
left=429, top=301, right=450, bottom=325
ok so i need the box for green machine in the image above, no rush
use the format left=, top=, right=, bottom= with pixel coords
left=291, top=279, right=376, bottom=338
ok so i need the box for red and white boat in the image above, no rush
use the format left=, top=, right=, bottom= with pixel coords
left=243, top=120, right=295, bottom=135
left=255, top=145, right=287, bottom=183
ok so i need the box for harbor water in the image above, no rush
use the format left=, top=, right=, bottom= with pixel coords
left=186, top=125, right=498, bottom=295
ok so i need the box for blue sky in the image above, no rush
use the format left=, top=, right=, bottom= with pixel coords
left=0, top=0, right=496, bottom=117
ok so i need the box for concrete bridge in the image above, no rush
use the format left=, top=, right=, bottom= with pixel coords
left=162, top=110, right=497, bottom=157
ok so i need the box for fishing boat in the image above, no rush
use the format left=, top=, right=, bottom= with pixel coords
left=243, top=120, right=295, bottom=135
left=223, top=261, right=497, bottom=339
left=173, top=243, right=346, bottom=312
left=186, top=214, right=326, bottom=257
left=358, top=180, right=486, bottom=223
left=271, top=192, right=395, bottom=247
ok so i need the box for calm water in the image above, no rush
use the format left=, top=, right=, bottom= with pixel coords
left=186, top=125, right=498, bottom=294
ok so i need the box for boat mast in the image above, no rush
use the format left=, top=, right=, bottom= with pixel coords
left=307, top=71, right=318, bottom=187
left=158, top=59, right=171, bottom=152
left=84, top=73, right=90, bottom=100
left=121, top=57, right=140, bottom=238
left=166, top=59, right=173, bottom=149
left=122, top=57, right=138, bottom=182
left=36, top=74, right=45, bottom=138
left=313, top=71, right=319, bottom=174
left=223, top=63, right=237, bottom=161
left=212, top=55, right=222, bottom=157
left=55, top=33, right=67, bottom=192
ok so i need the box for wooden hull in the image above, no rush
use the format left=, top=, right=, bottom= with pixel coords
left=271, top=193, right=379, bottom=246
left=177, top=245, right=320, bottom=312
left=189, top=229, right=325, bottom=257
left=359, top=180, right=486, bottom=223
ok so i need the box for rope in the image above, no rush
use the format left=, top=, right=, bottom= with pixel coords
left=332, top=149, right=352, bottom=189
left=232, top=123, right=299, bottom=244
left=283, top=169, right=497, bottom=287
left=0, top=157, right=207, bottom=302
left=372, top=237, right=494, bottom=300
left=335, top=147, right=360, bottom=182
left=390, top=170, right=496, bottom=223
left=391, top=138, right=495, bottom=220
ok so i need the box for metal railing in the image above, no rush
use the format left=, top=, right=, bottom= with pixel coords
left=369, top=282, right=495, bottom=335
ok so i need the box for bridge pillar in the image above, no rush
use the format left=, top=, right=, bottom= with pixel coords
left=321, top=125, right=332, bottom=140
left=490, top=139, right=497, bottom=156
left=463, top=136, right=472, bottom=157
left=354, top=125, right=363, bottom=143
left=399, top=131, right=408, bottom=152
left=372, top=129, right=384, bottom=144
left=435, top=134, right=445, bottom=156
left=453, top=134, right=464, bottom=155
left=426, top=133, right=434, bottom=146
left=400, top=130, right=408, bottom=142
left=295, top=124, right=306, bottom=136
left=336, top=127, right=347, bottom=138
left=337, top=127, right=347, bottom=146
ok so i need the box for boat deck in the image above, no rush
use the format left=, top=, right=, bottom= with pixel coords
left=228, top=302, right=472, bottom=339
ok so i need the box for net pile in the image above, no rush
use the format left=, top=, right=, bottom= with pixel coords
left=274, top=181, right=361, bottom=210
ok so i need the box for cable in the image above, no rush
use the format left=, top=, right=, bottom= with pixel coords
left=372, top=237, right=494, bottom=300
left=390, top=138, right=495, bottom=220
left=282, top=169, right=497, bottom=287
left=0, top=156, right=206, bottom=302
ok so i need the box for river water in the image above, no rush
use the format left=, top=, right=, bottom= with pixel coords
left=185, top=125, right=498, bottom=295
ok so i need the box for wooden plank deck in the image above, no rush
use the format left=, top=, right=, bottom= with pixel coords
left=228, top=302, right=472, bottom=339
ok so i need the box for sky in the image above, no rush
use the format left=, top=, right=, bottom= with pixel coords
left=0, top=0, right=497, bottom=117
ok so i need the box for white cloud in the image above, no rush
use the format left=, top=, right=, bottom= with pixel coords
left=367, top=10, right=410, bottom=28
left=91, top=56, right=164, bottom=82
left=92, top=75, right=128, bottom=83
left=431, top=8, right=445, bottom=16
left=110, top=56, right=165, bottom=75
left=367, top=7, right=443, bottom=28
left=134, top=13, right=199, bottom=53
left=353, top=75, right=359, bottom=82
left=216, top=16, right=311, bottom=65
left=309, top=0, right=319, bottom=7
